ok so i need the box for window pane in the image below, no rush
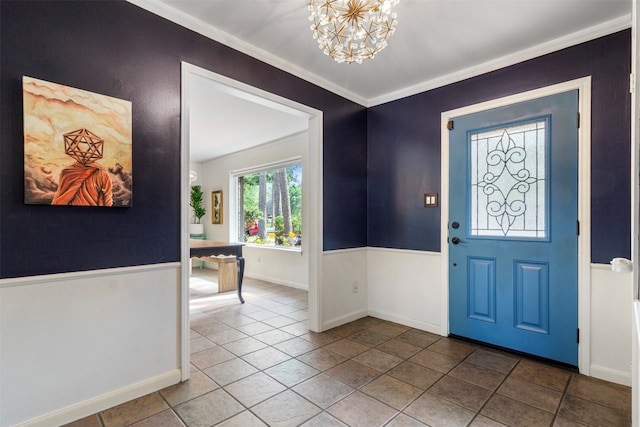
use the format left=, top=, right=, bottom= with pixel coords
left=470, top=119, right=547, bottom=239
left=237, top=163, right=302, bottom=247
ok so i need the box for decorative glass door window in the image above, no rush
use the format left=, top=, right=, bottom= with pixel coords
left=469, top=118, right=548, bottom=239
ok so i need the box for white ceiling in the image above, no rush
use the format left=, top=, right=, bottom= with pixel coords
left=188, top=73, right=309, bottom=163
left=130, top=0, right=632, bottom=162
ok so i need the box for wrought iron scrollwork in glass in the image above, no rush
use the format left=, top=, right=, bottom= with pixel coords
left=470, top=120, right=547, bottom=238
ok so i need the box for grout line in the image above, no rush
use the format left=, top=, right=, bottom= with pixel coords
left=468, top=349, right=522, bottom=425
left=87, top=274, right=630, bottom=427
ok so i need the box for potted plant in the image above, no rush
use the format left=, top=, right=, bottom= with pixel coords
left=189, top=185, right=206, bottom=236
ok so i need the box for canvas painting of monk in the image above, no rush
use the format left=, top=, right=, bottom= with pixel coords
left=23, top=76, right=132, bottom=206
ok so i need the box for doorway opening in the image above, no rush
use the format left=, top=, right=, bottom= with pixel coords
left=180, top=62, right=323, bottom=380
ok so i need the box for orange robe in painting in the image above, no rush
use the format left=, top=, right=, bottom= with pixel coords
left=51, top=161, right=113, bottom=206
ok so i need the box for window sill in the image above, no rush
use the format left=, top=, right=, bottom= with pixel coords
left=242, top=243, right=302, bottom=253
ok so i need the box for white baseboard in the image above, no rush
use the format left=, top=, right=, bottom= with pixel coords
left=322, top=309, right=368, bottom=331
left=368, top=308, right=443, bottom=336
left=198, top=263, right=308, bottom=290
left=12, top=370, right=181, bottom=427
left=244, top=272, right=308, bottom=290
left=590, top=364, right=632, bottom=387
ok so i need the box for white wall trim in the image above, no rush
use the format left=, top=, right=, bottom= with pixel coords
left=180, top=62, right=193, bottom=382
left=440, top=77, right=592, bottom=374
left=367, top=308, right=442, bottom=335
left=11, top=370, right=180, bottom=427
left=128, top=0, right=367, bottom=107
left=2, top=265, right=181, bottom=426
left=590, top=266, right=632, bottom=386
left=323, top=247, right=369, bottom=256
left=0, top=262, right=180, bottom=289
left=632, top=0, right=640, bottom=419
left=634, top=300, right=640, bottom=424
left=631, top=1, right=640, bottom=418
left=369, top=16, right=628, bottom=107
left=242, top=245, right=302, bottom=254
left=244, top=272, right=307, bottom=290
left=590, top=365, right=632, bottom=387
left=320, top=248, right=367, bottom=332
left=631, top=0, right=639, bottom=420
left=591, top=263, right=619, bottom=271
left=306, top=113, right=324, bottom=333
left=366, top=246, right=441, bottom=258
left=128, top=0, right=627, bottom=108
left=366, top=247, right=443, bottom=336
left=364, top=246, right=631, bottom=385
left=322, top=309, right=369, bottom=331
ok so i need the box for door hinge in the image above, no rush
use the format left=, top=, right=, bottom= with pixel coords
left=447, top=120, right=454, bottom=130
left=576, top=328, right=580, bottom=344
left=576, top=112, right=580, bottom=129
left=631, top=73, right=635, bottom=95
left=576, top=220, right=580, bottom=236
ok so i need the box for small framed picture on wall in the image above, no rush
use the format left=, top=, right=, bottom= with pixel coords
left=212, top=190, right=223, bottom=224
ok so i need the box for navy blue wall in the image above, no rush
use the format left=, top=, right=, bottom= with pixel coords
left=0, top=2, right=631, bottom=278
left=0, top=1, right=368, bottom=278
left=367, top=30, right=631, bottom=263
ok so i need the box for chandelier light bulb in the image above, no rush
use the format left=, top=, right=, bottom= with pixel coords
left=308, top=0, right=399, bottom=64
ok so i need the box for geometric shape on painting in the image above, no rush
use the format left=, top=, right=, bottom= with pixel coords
left=515, top=261, right=549, bottom=334
left=63, top=128, right=104, bottom=165
left=469, top=118, right=548, bottom=239
left=467, top=257, right=496, bottom=323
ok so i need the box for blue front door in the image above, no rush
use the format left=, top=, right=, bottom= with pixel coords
left=448, top=90, right=579, bottom=365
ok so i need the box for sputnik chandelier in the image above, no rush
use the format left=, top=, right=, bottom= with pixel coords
left=308, top=0, right=399, bottom=64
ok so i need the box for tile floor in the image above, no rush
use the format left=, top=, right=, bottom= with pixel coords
left=67, top=268, right=631, bottom=427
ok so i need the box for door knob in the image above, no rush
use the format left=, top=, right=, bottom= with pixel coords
left=451, top=237, right=464, bottom=244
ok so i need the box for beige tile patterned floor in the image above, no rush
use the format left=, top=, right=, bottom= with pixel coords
left=65, top=268, right=631, bottom=427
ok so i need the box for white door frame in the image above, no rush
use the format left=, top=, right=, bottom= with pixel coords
left=440, top=77, right=592, bottom=374
left=630, top=0, right=639, bottom=423
left=179, top=62, right=324, bottom=381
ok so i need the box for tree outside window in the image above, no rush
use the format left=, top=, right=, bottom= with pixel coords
left=237, top=163, right=301, bottom=248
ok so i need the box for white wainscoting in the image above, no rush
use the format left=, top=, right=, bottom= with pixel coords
left=321, top=248, right=368, bottom=330
left=242, top=245, right=309, bottom=290
left=367, top=247, right=443, bottom=335
left=0, top=263, right=182, bottom=427
left=590, top=264, right=633, bottom=386
left=364, top=247, right=632, bottom=386
left=632, top=300, right=640, bottom=425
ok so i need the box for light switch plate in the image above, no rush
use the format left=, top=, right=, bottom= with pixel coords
left=424, top=193, right=438, bottom=208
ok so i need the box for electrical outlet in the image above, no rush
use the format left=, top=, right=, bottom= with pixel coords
left=352, top=282, right=359, bottom=293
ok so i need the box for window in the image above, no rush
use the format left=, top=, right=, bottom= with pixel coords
left=235, top=161, right=302, bottom=248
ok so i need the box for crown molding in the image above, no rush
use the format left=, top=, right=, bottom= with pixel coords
left=127, top=0, right=368, bottom=106
left=367, top=14, right=631, bottom=107
left=128, top=1, right=630, bottom=108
